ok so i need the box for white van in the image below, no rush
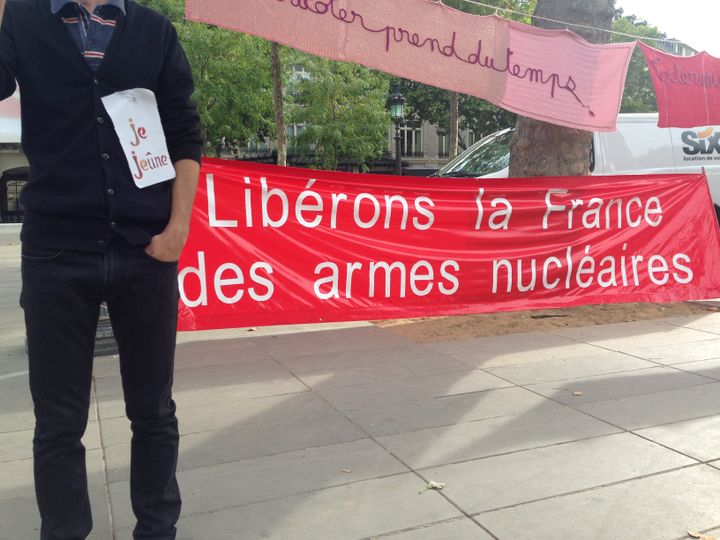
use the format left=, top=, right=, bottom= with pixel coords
left=435, top=114, right=720, bottom=220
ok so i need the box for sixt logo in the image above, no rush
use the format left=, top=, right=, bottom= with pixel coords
left=682, top=127, right=720, bottom=155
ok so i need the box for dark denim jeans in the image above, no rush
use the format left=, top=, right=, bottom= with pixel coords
left=21, top=239, right=181, bottom=540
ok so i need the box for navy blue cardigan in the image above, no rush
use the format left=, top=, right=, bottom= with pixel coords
left=0, top=0, right=203, bottom=251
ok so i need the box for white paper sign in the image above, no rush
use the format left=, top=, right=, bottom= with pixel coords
left=101, top=88, right=176, bottom=189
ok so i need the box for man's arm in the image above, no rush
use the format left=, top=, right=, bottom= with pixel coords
left=144, top=159, right=200, bottom=262
left=147, top=18, right=204, bottom=263
left=0, top=0, right=18, bottom=100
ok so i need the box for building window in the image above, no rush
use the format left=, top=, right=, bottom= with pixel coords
left=286, top=123, right=307, bottom=140
left=245, top=138, right=271, bottom=153
left=438, top=133, right=450, bottom=158
left=466, top=130, right=477, bottom=148
left=291, top=64, right=310, bottom=82
left=400, top=126, right=423, bottom=158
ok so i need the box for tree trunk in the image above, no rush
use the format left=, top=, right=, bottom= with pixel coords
left=508, top=0, right=615, bottom=177
left=449, top=92, right=460, bottom=159
left=271, top=42, right=287, bottom=167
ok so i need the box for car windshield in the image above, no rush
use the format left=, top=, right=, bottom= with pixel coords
left=436, top=129, right=513, bottom=178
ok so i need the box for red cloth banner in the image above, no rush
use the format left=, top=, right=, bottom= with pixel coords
left=177, top=159, right=720, bottom=331
left=185, top=0, right=634, bottom=132
left=640, top=43, right=720, bottom=128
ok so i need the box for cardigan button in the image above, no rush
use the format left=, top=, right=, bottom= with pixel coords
left=97, top=117, right=104, bottom=125
left=101, top=153, right=110, bottom=160
left=107, top=188, right=115, bottom=196
left=93, top=78, right=99, bottom=86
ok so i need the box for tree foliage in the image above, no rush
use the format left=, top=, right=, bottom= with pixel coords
left=136, top=0, right=274, bottom=156
left=288, top=54, right=391, bottom=170
left=612, top=9, right=664, bottom=113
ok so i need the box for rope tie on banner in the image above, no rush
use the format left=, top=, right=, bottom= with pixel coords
left=435, top=0, right=689, bottom=47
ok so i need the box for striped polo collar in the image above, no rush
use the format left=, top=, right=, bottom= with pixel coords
left=51, top=0, right=126, bottom=14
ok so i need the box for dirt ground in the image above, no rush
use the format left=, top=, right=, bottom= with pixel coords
left=375, top=302, right=720, bottom=343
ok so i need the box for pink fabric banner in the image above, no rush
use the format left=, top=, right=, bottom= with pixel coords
left=639, top=43, right=720, bottom=128
left=185, top=0, right=635, bottom=132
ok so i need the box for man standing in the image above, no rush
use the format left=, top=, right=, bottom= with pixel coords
left=0, top=0, right=202, bottom=538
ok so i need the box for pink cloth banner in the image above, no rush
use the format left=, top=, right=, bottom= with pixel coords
left=639, top=43, right=720, bottom=128
left=186, top=0, right=634, bottom=131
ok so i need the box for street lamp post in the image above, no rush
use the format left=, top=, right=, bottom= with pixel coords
left=387, top=81, right=406, bottom=176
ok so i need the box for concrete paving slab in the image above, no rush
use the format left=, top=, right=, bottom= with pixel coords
left=94, top=358, right=305, bottom=400
left=429, top=332, right=604, bottom=368
left=664, top=313, right=720, bottom=334
left=169, top=474, right=461, bottom=540
left=93, top=339, right=274, bottom=379
left=428, top=330, right=577, bottom=355
left=0, top=306, right=22, bottom=319
left=0, top=408, right=35, bottom=435
left=374, top=518, right=493, bottom=539
left=551, top=320, right=718, bottom=354
left=421, top=432, right=694, bottom=515
left=99, top=391, right=337, bottom=447
left=0, top=376, right=34, bottom=431
left=93, top=339, right=278, bottom=381
left=175, top=320, right=373, bottom=346
left=0, top=345, right=25, bottom=371
left=0, top=450, right=111, bottom=537
left=0, top=496, right=42, bottom=539
left=477, top=465, right=720, bottom=540
left=377, top=407, right=620, bottom=470
left=635, top=415, right=720, bottom=462
left=1, top=422, right=101, bottom=462
left=345, top=386, right=562, bottom=437
left=293, top=354, right=474, bottom=390
left=0, top=366, right=28, bottom=390
left=576, top=382, right=720, bottom=430
left=97, top=385, right=328, bottom=425
left=527, top=366, right=713, bottom=405
left=95, top=396, right=126, bottom=420
left=104, top=411, right=367, bottom=483
left=670, top=358, right=720, bottom=380
left=109, top=439, right=409, bottom=530
left=87, top=533, right=114, bottom=540
left=0, top=457, right=36, bottom=499
left=626, top=339, right=720, bottom=364
left=0, top=328, right=26, bottom=350
left=174, top=340, right=277, bottom=368
left=0, top=298, right=20, bottom=309
left=0, top=364, right=28, bottom=386
left=257, top=326, right=414, bottom=361
left=485, top=351, right=656, bottom=385
left=272, top=343, right=464, bottom=374
left=315, top=369, right=512, bottom=411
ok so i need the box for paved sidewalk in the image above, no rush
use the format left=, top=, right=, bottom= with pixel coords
left=2, top=224, right=720, bottom=540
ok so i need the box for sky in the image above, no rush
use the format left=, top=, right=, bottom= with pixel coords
left=617, top=0, right=720, bottom=56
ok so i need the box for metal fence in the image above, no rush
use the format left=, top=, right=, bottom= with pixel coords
left=1, top=168, right=28, bottom=223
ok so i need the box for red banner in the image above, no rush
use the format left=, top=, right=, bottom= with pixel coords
left=177, top=159, right=720, bottom=331
left=640, top=43, right=720, bottom=128
left=186, top=0, right=634, bottom=132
